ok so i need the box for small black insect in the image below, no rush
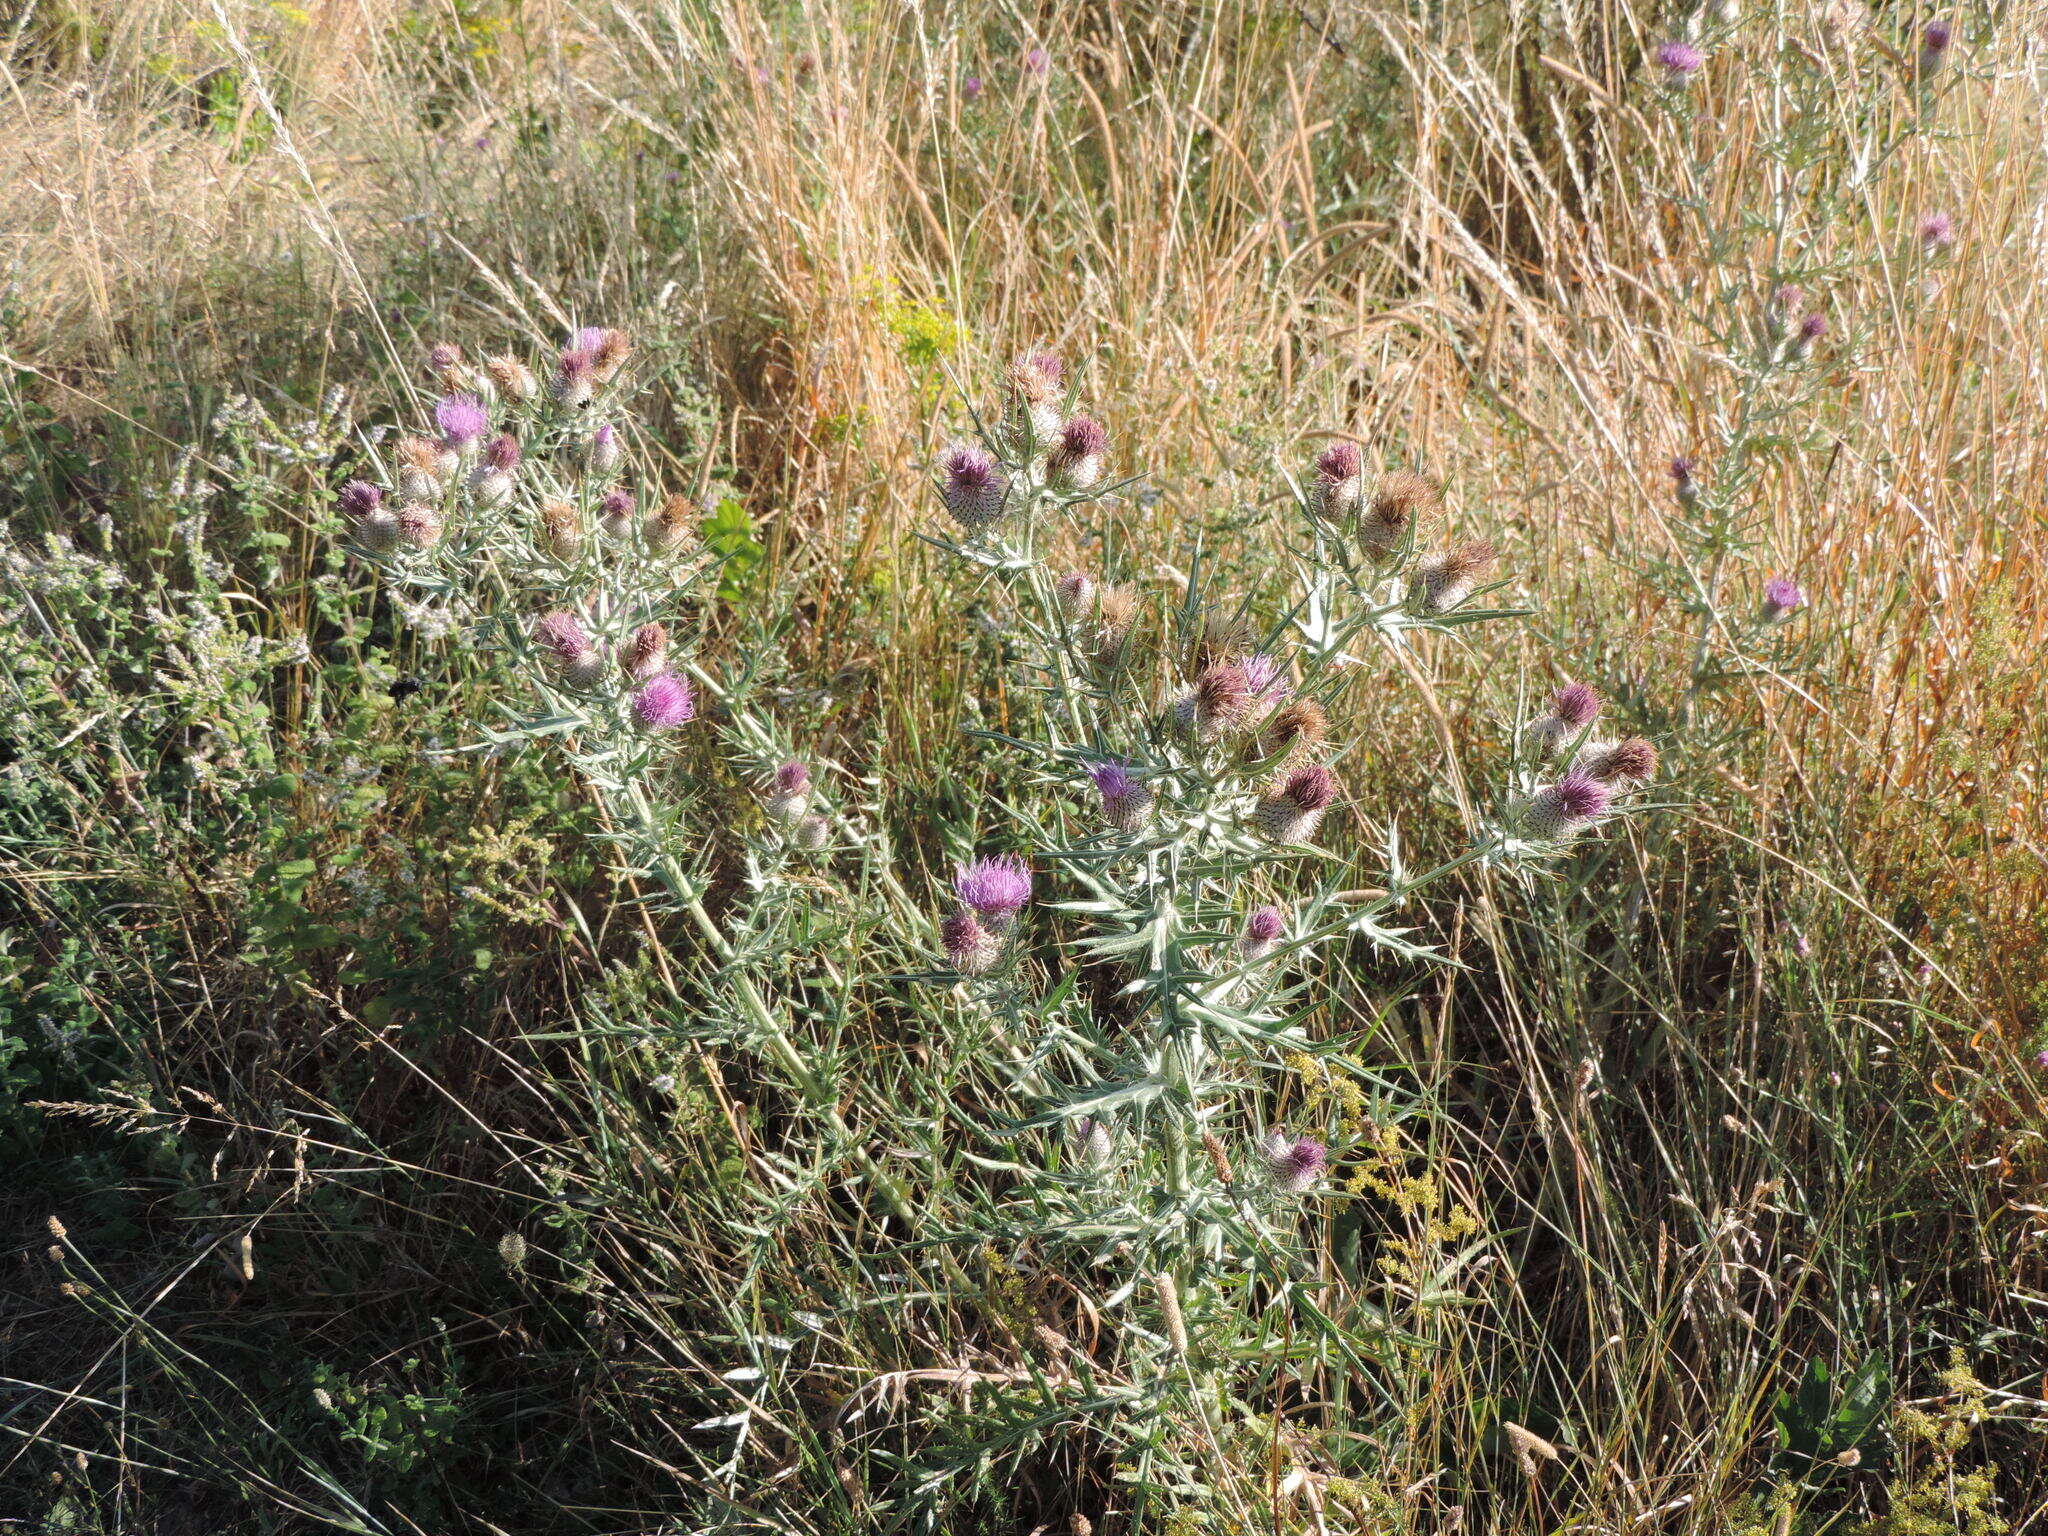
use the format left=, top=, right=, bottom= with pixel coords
left=389, top=675, right=424, bottom=703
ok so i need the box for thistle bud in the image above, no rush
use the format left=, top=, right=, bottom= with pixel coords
left=792, top=813, right=831, bottom=851
left=1576, top=737, right=1658, bottom=785
left=535, top=611, right=604, bottom=690
left=1418, top=539, right=1496, bottom=613
left=598, top=489, right=637, bottom=540
left=551, top=347, right=597, bottom=409
left=426, top=342, right=464, bottom=382
left=1359, top=470, right=1439, bottom=558
left=1045, top=416, right=1106, bottom=491
left=1528, top=683, right=1602, bottom=756
left=942, top=909, right=1003, bottom=976
left=1253, top=765, right=1338, bottom=843
left=485, top=354, right=539, bottom=403
left=1257, top=1131, right=1327, bottom=1195
left=397, top=505, right=444, bottom=550
left=1761, top=576, right=1804, bottom=622
left=585, top=423, right=623, bottom=478
left=766, top=760, right=811, bottom=822
left=1524, top=770, right=1612, bottom=840
left=468, top=434, right=520, bottom=506
left=938, top=444, right=1010, bottom=531
left=1074, top=1117, right=1114, bottom=1168
left=1055, top=570, right=1096, bottom=620
left=1919, top=19, right=1952, bottom=73
left=435, top=394, right=490, bottom=456
left=620, top=621, right=669, bottom=681
left=540, top=498, right=583, bottom=560
left=1670, top=456, right=1700, bottom=510
left=1237, top=904, right=1287, bottom=964
left=1006, top=351, right=1065, bottom=450
left=354, top=508, right=401, bottom=553
left=631, top=673, right=696, bottom=729
left=1310, top=441, right=1364, bottom=523
left=1086, top=760, right=1153, bottom=833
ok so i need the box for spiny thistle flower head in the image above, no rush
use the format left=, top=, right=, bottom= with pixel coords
left=573, top=326, right=633, bottom=382
left=1073, top=1118, right=1114, bottom=1168
left=1579, top=737, right=1659, bottom=784
left=1254, top=765, right=1338, bottom=843
left=337, top=480, right=382, bottom=521
left=942, top=909, right=1003, bottom=976
left=1524, top=770, right=1612, bottom=839
left=480, top=434, right=520, bottom=472
left=1023, top=45, right=1050, bottom=76
left=621, top=621, right=670, bottom=680
left=1654, top=40, right=1705, bottom=77
left=486, top=354, right=539, bottom=402
left=551, top=346, right=596, bottom=408
left=1917, top=211, right=1955, bottom=250
left=963, top=74, right=984, bottom=99
left=1047, top=415, right=1107, bottom=490
left=1007, top=351, right=1066, bottom=445
left=1055, top=570, right=1096, bottom=619
left=1762, top=575, right=1805, bottom=620
left=469, top=435, right=521, bottom=507
left=1087, top=759, right=1153, bottom=832
left=939, top=443, right=1010, bottom=530
left=541, top=498, right=583, bottom=560
left=1669, top=455, right=1699, bottom=507
left=1091, top=586, right=1138, bottom=666
left=599, top=488, right=637, bottom=539
left=426, top=342, right=463, bottom=375
left=1258, top=697, right=1329, bottom=767
left=397, top=436, right=450, bottom=501
left=1797, top=311, right=1829, bottom=343
left=1238, top=904, right=1288, bottom=963
left=955, top=855, right=1033, bottom=921
left=1177, top=661, right=1253, bottom=741
left=534, top=610, right=593, bottom=661
left=1310, top=440, right=1365, bottom=523
left=1242, top=653, right=1290, bottom=708
left=586, top=422, right=623, bottom=477
left=792, top=813, right=831, bottom=851
left=1258, top=1131, right=1327, bottom=1195
left=436, top=394, right=490, bottom=453
left=1360, top=469, right=1440, bottom=557
left=647, top=491, right=699, bottom=554
left=767, top=759, right=812, bottom=822
left=1555, top=683, right=1601, bottom=729
left=1418, top=539, right=1496, bottom=613
left=397, top=505, right=443, bottom=550
left=631, top=673, right=696, bottom=729
left=1922, top=19, right=1952, bottom=59
left=775, top=760, right=811, bottom=797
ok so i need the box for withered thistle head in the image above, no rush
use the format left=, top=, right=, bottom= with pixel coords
left=1091, top=585, right=1138, bottom=666
left=620, top=621, right=670, bottom=680
left=1253, top=765, right=1338, bottom=843
left=396, top=436, right=449, bottom=501
left=551, top=347, right=597, bottom=409
left=579, top=327, right=633, bottom=382
left=1578, top=737, right=1658, bottom=784
left=485, top=354, right=539, bottom=402
left=397, top=505, right=443, bottom=550
left=646, top=491, right=700, bottom=555
left=1310, top=440, right=1364, bottom=523
left=1181, top=609, right=1252, bottom=682
left=942, top=909, right=1003, bottom=977
left=1007, top=351, right=1066, bottom=446
left=1360, top=469, right=1439, bottom=557
left=540, top=498, right=583, bottom=560
left=1418, top=538, right=1496, bottom=613
left=1257, top=697, right=1329, bottom=767
left=1176, top=662, right=1253, bottom=742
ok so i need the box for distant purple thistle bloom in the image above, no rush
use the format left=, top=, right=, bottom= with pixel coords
left=1655, top=41, right=1705, bottom=78
left=600, top=488, right=635, bottom=520
left=955, top=855, right=1032, bottom=921
left=939, top=444, right=1010, bottom=530
left=942, top=909, right=1003, bottom=976
left=1917, top=211, right=1955, bottom=250
left=2034, top=1048, right=2048, bottom=1070
left=534, top=610, right=593, bottom=661
left=1258, top=1131, right=1327, bottom=1195
left=1027, top=349, right=1064, bottom=386
left=1525, top=771, right=1612, bottom=839
left=1762, top=576, right=1804, bottom=621
left=1670, top=455, right=1700, bottom=507
left=337, top=480, right=382, bottom=520
left=1023, top=46, right=1050, bottom=76
left=963, top=75, right=984, bottom=99
left=1922, top=20, right=1952, bottom=58
left=1797, top=311, right=1829, bottom=342
left=632, top=673, right=696, bottom=729
left=775, top=761, right=811, bottom=796
left=1087, top=760, right=1153, bottom=832
left=480, top=434, right=521, bottom=472
left=1792, top=929, right=1813, bottom=960
left=436, top=393, right=490, bottom=452
left=1242, top=653, right=1290, bottom=707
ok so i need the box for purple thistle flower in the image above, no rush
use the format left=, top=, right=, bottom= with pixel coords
left=631, top=673, right=696, bottom=729
left=337, top=480, right=382, bottom=520
left=1310, top=440, right=1364, bottom=522
left=1073, top=1117, right=1114, bottom=1167
left=480, top=434, right=521, bottom=472
left=1253, top=765, right=1338, bottom=843
left=775, top=760, right=811, bottom=796
left=942, top=909, right=1003, bottom=976
left=767, top=760, right=811, bottom=822
left=1762, top=576, right=1805, bottom=621
left=1524, top=771, right=1612, bottom=840
left=1242, top=653, right=1290, bottom=709
left=1258, top=1131, right=1327, bottom=1195
left=955, top=855, right=1033, bottom=922
left=1087, top=760, right=1153, bottom=832
left=1238, top=904, right=1288, bottom=963
left=938, top=444, right=1010, bottom=530
left=1555, top=683, right=1601, bottom=729
left=1917, top=211, right=1955, bottom=250
left=1922, top=20, right=1952, bottom=61
left=963, top=75, right=984, bottom=99
left=599, top=488, right=637, bottom=538
left=435, top=393, right=490, bottom=452
left=533, top=610, right=592, bottom=660
left=1797, top=311, right=1828, bottom=342
left=1023, top=45, right=1050, bottom=76
left=1047, top=415, right=1107, bottom=490
left=1654, top=40, right=1705, bottom=78
left=2034, top=1048, right=2048, bottom=1070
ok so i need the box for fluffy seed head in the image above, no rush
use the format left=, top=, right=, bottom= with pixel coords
left=621, top=622, right=670, bottom=681
left=1418, top=539, right=1496, bottom=613
left=1258, top=1131, right=1328, bottom=1195
left=1524, top=770, right=1612, bottom=839
left=435, top=394, right=490, bottom=452
left=1762, top=576, right=1805, bottom=620
left=1579, top=737, right=1659, bottom=784
left=1007, top=352, right=1065, bottom=445
left=485, top=354, right=539, bottom=402
left=1046, top=416, right=1107, bottom=490
left=939, top=444, right=1010, bottom=530
left=396, top=436, right=449, bottom=501
left=1258, top=697, right=1329, bottom=766
left=955, top=855, right=1032, bottom=920
left=631, top=673, right=696, bottom=729
left=942, top=909, right=1003, bottom=976
left=579, top=327, right=633, bottom=382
